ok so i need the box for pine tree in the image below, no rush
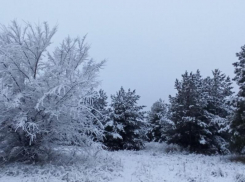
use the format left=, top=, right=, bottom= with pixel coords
left=204, top=69, right=233, bottom=117
left=93, top=89, right=108, bottom=113
left=90, top=89, right=109, bottom=141
left=231, top=45, right=245, bottom=153
left=92, top=89, right=109, bottom=125
left=103, top=87, right=145, bottom=150
left=203, top=69, right=233, bottom=154
left=167, top=70, right=213, bottom=153
left=167, top=69, right=233, bottom=154
left=147, top=99, right=173, bottom=142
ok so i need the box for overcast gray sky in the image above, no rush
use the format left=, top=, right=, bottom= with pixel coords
left=1, top=0, right=245, bottom=108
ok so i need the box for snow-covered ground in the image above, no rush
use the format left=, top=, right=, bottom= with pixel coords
left=113, top=143, right=245, bottom=182
left=0, top=143, right=245, bottom=182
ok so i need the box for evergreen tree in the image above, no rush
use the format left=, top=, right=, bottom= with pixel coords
left=103, top=87, right=145, bottom=150
left=204, top=69, right=233, bottom=117
left=88, top=89, right=109, bottom=142
left=231, top=45, right=245, bottom=153
left=93, top=89, right=108, bottom=114
left=167, top=70, right=233, bottom=154
left=92, top=89, right=109, bottom=125
left=203, top=69, right=233, bottom=154
left=147, top=99, right=173, bottom=142
left=167, top=70, right=213, bottom=153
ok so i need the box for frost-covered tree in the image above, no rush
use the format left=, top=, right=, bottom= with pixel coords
left=231, top=45, right=245, bottom=153
left=0, top=21, right=105, bottom=161
left=147, top=99, right=173, bottom=142
left=103, top=87, right=145, bottom=150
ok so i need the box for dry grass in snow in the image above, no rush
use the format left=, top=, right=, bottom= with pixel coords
left=1, top=143, right=245, bottom=182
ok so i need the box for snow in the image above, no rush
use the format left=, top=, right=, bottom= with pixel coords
left=112, top=143, right=245, bottom=182
left=112, top=132, right=122, bottom=139
left=1, top=142, right=245, bottom=182
left=199, top=136, right=207, bottom=145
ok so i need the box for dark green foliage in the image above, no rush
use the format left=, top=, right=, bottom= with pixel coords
left=90, top=89, right=109, bottom=142
left=204, top=69, right=233, bottom=117
left=93, top=89, right=108, bottom=114
left=231, top=45, right=245, bottom=153
left=166, top=70, right=213, bottom=153
left=203, top=69, right=233, bottom=154
left=0, top=124, right=51, bottom=163
left=147, top=99, right=173, bottom=142
left=103, top=87, right=145, bottom=150
left=166, top=70, right=233, bottom=154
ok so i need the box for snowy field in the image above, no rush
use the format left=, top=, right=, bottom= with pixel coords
left=0, top=143, right=245, bottom=182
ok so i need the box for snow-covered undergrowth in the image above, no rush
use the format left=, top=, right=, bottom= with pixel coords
left=1, top=142, right=245, bottom=182
left=0, top=145, right=123, bottom=182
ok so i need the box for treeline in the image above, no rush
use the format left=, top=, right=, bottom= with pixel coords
left=0, top=21, right=245, bottom=164
left=93, top=51, right=245, bottom=155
